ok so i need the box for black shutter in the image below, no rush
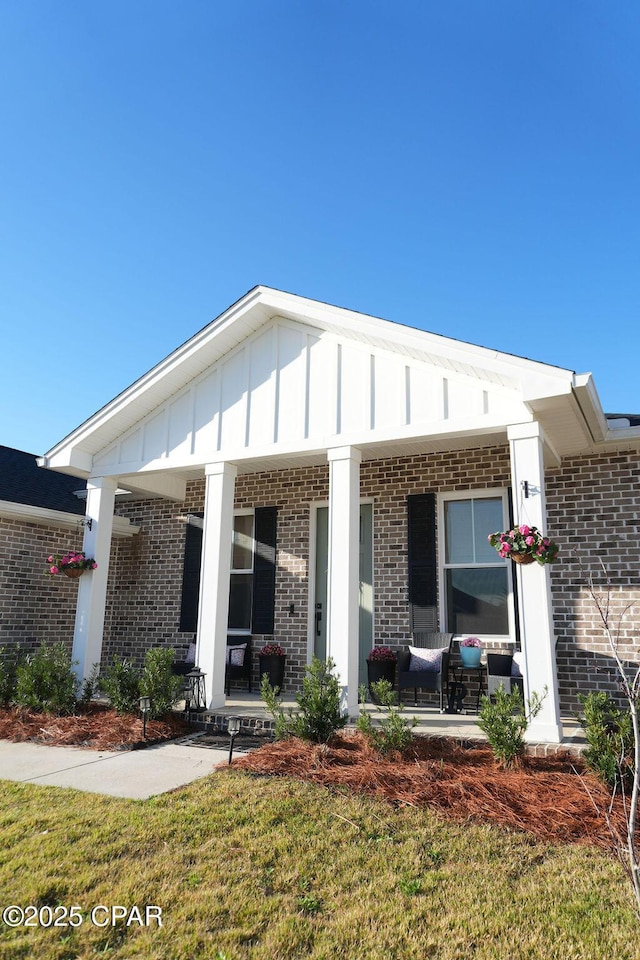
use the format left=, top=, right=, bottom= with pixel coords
left=251, top=506, right=277, bottom=635
left=179, top=514, right=203, bottom=633
left=407, top=493, right=438, bottom=633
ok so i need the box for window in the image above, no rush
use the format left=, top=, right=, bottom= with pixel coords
left=179, top=506, right=277, bottom=637
left=228, top=513, right=254, bottom=633
left=440, top=492, right=512, bottom=637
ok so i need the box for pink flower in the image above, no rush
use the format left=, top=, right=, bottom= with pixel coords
left=525, top=536, right=535, bottom=546
left=91, top=562, right=97, bottom=569
left=47, top=555, right=53, bottom=563
left=50, top=565, right=58, bottom=575
left=519, top=524, right=531, bottom=536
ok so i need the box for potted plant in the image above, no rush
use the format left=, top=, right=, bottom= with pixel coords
left=488, top=525, right=559, bottom=566
left=366, top=646, right=397, bottom=700
left=46, top=551, right=97, bottom=579
left=258, top=642, right=286, bottom=691
left=459, top=637, right=482, bottom=668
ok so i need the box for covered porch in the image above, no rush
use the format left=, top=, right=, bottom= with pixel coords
left=38, top=287, right=615, bottom=745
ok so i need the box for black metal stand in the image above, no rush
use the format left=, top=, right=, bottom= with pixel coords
left=452, top=664, right=486, bottom=713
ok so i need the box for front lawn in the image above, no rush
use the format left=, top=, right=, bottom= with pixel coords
left=0, top=767, right=638, bottom=959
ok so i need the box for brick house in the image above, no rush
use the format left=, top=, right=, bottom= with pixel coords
left=0, top=445, right=138, bottom=656
left=37, top=286, right=640, bottom=743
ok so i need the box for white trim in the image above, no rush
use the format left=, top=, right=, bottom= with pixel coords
left=437, top=489, right=516, bottom=643
left=0, top=500, right=139, bottom=538
left=307, top=501, right=327, bottom=664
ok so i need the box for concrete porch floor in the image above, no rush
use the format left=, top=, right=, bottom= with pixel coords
left=192, top=691, right=587, bottom=756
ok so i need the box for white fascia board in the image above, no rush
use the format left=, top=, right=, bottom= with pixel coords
left=37, top=449, right=93, bottom=476
left=571, top=373, right=608, bottom=443
left=261, top=288, right=576, bottom=385
left=0, top=500, right=140, bottom=538
left=42, top=287, right=267, bottom=464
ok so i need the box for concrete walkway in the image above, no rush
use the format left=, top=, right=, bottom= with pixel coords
left=0, top=737, right=231, bottom=799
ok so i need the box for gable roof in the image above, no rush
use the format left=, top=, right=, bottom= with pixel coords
left=39, top=286, right=640, bottom=491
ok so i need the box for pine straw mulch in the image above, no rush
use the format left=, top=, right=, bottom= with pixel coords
left=0, top=703, right=190, bottom=751
left=233, top=731, right=629, bottom=850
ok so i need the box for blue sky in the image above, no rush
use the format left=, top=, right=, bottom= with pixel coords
left=2, top=1, right=639, bottom=455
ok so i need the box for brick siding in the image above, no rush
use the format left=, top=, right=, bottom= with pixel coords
left=4, top=443, right=640, bottom=715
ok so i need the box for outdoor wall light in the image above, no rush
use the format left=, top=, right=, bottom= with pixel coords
left=139, top=696, right=151, bottom=739
left=227, top=716, right=241, bottom=765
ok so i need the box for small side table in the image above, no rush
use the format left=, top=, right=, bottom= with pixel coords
left=453, top=663, right=486, bottom=713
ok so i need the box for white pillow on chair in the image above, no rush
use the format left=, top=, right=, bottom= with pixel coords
left=408, top=645, right=447, bottom=672
left=227, top=643, right=247, bottom=666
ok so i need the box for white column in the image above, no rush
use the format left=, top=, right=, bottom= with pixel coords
left=196, top=462, right=237, bottom=710
left=507, top=422, right=562, bottom=743
left=327, top=446, right=361, bottom=715
left=72, top=476, right=118, bottom=682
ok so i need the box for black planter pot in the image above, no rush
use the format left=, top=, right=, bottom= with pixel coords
left=259, top=654, right=286, bottom=691
left=366, top=659, right=396, bottom=702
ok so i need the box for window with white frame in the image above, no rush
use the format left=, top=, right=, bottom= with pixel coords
left=440, top=492, right=512, bottom=637
left=228, top=512, right=254, bottom=633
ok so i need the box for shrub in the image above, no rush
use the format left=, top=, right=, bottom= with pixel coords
left=578, top=690, right=634, bottom=790
left=140, top=647, right=185, bottom=720
left=0, top=647, right=17, bottom=705
left=357, top=680, right=416, bottom=754
left=478, top=684, right=545, bottom=768
left=100, top=656, right=141, bottom=714
left=262, top=657, right=347, bottom=743
left=79, top=663, right=101, bottom=706
left=14, top=642, right=78, bottom=714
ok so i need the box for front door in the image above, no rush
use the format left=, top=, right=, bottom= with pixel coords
left=314, top=504, right=373, bottom=686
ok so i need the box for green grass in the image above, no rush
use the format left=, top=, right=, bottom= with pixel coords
left=0, top=770, right=639, bottom=959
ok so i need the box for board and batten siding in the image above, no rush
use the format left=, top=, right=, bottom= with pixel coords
left=92, top=318, right=524, bottom=476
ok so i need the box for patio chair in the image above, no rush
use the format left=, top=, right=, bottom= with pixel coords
left=225, top=637, right=252, bottom=696
left=486, top=652, right=524, bottom=698
left=172, top=639, right=196, bottom=677
left=397, top=632, right=454, bottom=711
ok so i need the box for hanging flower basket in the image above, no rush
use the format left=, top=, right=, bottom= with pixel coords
left=510, top=553, right=536, bottom=566
left=488, top=525, right=559, bottom=566
left=46, top=551, right=97, bottom=577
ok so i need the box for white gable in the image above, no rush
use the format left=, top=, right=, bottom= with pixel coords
left=92, top=316, right=528, bottom=476
left=43, top=286, right=626, bottom=488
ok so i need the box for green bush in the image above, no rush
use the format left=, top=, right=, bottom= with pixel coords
left=357, top=680, right=416, bottom=754
left=262, top=657, right=347, bottom=743
left=100, top=655, right=141, bottom=714
left=14, top=642, right=78, bottom=714
left=0, top=647, right=18, bottom=706
left=0, top=647, right=17, bottom=705
left=140, top=647, right=184, bottom=720
left=578, top=690, right=634, bottom=790
left=478, top=684, right=545, bottom=768
left=79, top=663, right=101, bottom=705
